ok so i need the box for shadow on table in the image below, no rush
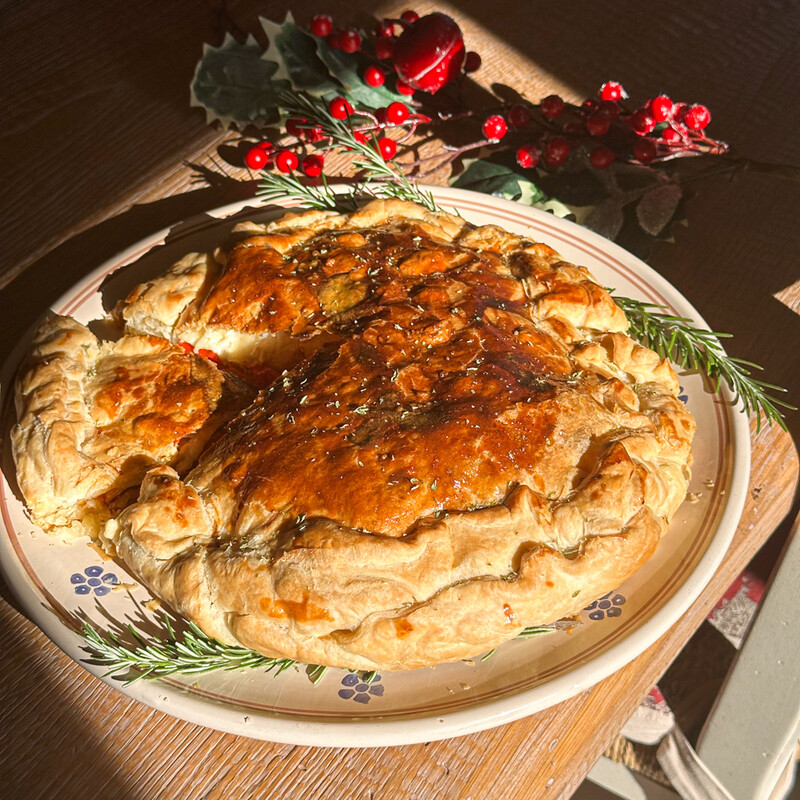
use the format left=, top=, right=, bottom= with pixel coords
left=0, top=600, right=137, bottom=800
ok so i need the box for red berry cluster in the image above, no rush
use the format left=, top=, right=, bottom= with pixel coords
left=243, top=96, right=422, bottom=178
left=472, top=80, right=722, bottom=173
left=308, top=10, right=480, bottom=95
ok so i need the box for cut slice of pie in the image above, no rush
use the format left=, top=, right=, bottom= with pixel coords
left=12, top=314, right=254, bottom=537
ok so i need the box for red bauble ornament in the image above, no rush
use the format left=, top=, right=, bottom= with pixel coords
left=393, top=13, right=465, bottom=93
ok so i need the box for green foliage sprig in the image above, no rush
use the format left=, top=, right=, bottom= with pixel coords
left=81, top=614, right=561, bottom=685
left=257, top=91, right=437, bottom=212
left=613, top=295, right=794, bottom=431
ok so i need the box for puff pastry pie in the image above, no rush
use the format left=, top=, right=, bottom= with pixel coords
left=92, top=199, right=696, bottom=671
left=12, top=315, right=253, bottom=537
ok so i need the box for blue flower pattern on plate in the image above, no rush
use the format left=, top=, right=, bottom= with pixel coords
left=70, top=565, right=119, bottom=596
left=338, top=673, right=385, bottom=703
left=585, top=592, right=626, bottom=621
left=678, top=385, right=689, bottom=404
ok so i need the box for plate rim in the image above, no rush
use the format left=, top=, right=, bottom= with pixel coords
left=0, top=185, right=751, bottom=747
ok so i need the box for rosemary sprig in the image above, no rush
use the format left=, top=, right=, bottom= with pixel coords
left=80, top=615, right=320, bottom=685
left=257, top=91, right=437, bottom=212
left=613, top=294, right=794, bottom=431
left=80, top=615, right=559, bottom=683
left=257, top=170, right=354, bottom=211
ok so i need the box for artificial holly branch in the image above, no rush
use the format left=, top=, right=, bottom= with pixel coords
left=189, top=8, right=794, bottom=429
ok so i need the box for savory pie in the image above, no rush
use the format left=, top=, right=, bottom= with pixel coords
left=12, top=315, right=253, bottom=537
left=91, top=198, right=696, bottom=671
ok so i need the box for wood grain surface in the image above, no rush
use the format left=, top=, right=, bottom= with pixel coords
left=1, top=1, right=798, bottom=798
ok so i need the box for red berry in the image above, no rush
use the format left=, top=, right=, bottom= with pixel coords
left=632, top=138, right=657, bottom=163
left=256, top=141, right=273, bottom=151
left=375, top=19, right=395, bottom=37
left=661, top=127, right=681, bottom=143
left=464, top=51, right=482, bottom=73
left=364, top=65, right=385, bottom=87
left=401, top=10, right=419, bottom=23
left=393, top=13, right=465, bottom=93
left=482, top=114, right=508, bottom=141
left=581, top=98, right=597, bottom=115
left=673, top=103, right=688, bottom=123
left=374, top=38, right=395, bottom=59
left=649, top=95, right=674, bottom=122
left=328, top=30, right=343, bottom=49
left=275, top=150, right=299, bottom=173
left=585, top=112, right=611, bottom=136
left=395, top=79, right=415, bottom=95
left=540, top=94, right=565, bottom=119
left=589, top=145, right=615, bottom=169
left=375, top=137, right=397, bottom=160
left=285, top=118, right=306, bottom=137
left=544, top=137, right=571, bottom=167
left=245, top=146, right=269, bottom=170
left=630, top=109, right=656, bottom=134
left=386, top=101, right=410, bottom=124
left=329, top=96, right=354, bottom=119
left=310, top=14, right=333, bottom=37
left=508, top=104, right=532, bottom=128
left=598, top=100, right=621, bottom=119
left=684, top=104, right=711, bottom=130
left=516, top=144, right=539, bottom=169
left=340, top=28, right=362, bottom=53
left=354, top=131, right=368, bottom=145
left=599, top=81, right=625, bottom=101
left=302, top=154, right=324, bottom=177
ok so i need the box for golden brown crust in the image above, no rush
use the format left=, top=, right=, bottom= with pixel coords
left=12, top=315, right=254, bottom=536
left=103, top=199, right=695, bottom=670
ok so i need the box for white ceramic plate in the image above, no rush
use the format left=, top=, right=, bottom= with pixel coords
left=0, top=186, right=750, bottom=747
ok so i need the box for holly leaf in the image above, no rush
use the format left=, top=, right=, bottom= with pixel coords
left=260, top=15, right=341, bottom=97
left=314, top=38, right=403, bottom=108
left=635, top=183, right=682, bottom=236
left=190, top=33, right=291, bottom=127
left=583, top=199, right=625, bottom=240
left=453, top=161, right=545, bottom=204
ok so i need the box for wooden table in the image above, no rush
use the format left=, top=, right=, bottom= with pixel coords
left=2, top=2, right=798, bottom=798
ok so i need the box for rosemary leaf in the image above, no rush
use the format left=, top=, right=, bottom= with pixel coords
left=273, top=91, right=437, bottom=212
left=80, top=617, right=308, bottom=685
left=612, top=294, right=794, bottom=431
